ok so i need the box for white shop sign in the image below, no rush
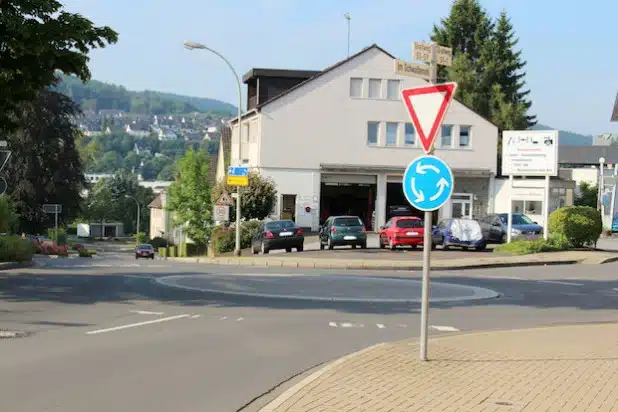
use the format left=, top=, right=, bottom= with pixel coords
left=502, top=130, right=559, bottom=177
left=511, top=187, right=544, bottom=201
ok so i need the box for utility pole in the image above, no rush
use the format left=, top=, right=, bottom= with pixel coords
left=344, top=13, right=351, bottom=57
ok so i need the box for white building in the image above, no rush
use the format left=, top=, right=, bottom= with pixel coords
left=221, top=44, right=499, bottom=231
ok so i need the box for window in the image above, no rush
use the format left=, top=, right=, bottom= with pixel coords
left=350, top=78, right=362, bottom=98
left=396, top=219, right=423, bottom=228
left=367, top=121, right=379, bottom=145
left=441, top=125, right=453, bottom=147
left=459, top=126, right=470, bottom=147
left=386, top=122, right=398, bottom=146
left=404, top=123, right=416, bottom=146
left=333, top=217, right=363, bottom=227
left=368, top=79, right=381, bottom=98
left=386, top=80, right=400, bottom=100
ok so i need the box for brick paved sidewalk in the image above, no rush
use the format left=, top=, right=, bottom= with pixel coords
left=261, top=324, right=618, bottom=412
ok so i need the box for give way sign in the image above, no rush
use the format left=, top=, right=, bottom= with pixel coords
left=401, top=82, right=458, bottom=153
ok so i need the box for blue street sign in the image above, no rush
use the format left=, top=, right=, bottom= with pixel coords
left=228, top=166, right=248, bottom=177
left=402, top=155, right=454, bottom=212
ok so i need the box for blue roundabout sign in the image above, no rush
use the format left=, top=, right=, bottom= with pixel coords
left=402, top=155, right=454, bottom=212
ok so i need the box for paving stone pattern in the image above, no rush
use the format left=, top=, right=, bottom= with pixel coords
left=268, top=324, right=618, bottom=412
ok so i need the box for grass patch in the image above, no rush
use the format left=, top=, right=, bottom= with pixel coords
left=494, top=236, right=569, bottom=256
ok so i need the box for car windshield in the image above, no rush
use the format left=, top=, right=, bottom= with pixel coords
left=265, top=221, right=295, bottom=230
left=396, top=219, right=423, bottom=228
left=139, top=244, right=153, bottom=249
left=499, top=214, right=534, bottom=225
left=333, top=217, right=362, bottom=227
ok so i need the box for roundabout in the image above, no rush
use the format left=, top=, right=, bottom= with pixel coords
left=155, top=273, right=500, bottom=303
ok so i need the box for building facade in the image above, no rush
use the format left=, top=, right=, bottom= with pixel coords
left=226, top=44, right=499, bottom=231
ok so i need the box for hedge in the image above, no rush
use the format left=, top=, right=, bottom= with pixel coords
left=212, top=220, right=262, bottom=254
left=0, top=236, right=35, bottom=262
left=47, top=228, right=67, bottom=245
left=150, top=236, right=171, bottom=249
left=494, top=235, right=570, bottom=255
left=548, top=206, right=602, bottom=248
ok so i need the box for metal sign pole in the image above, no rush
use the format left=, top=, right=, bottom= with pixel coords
left=54, top=209, right=59, bottom=244
left=419, top=42, right=439, bottom=362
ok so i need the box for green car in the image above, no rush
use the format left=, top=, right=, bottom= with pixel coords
left=319, top=216, right=367, bottom=250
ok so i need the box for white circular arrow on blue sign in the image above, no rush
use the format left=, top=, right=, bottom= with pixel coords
left=402, top=155, right=454, bottom=212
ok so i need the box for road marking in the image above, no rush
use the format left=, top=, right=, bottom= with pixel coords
left=484, top=275, right=525, bottom=280
left=328, top=322, right=338, bottom=327
left=190, top=315, right=201, bottom=319
left=91, top=264, right=112, bottom=268
left=122, top=264, right=140, bottom=268
left=220, top=317, right=228, bottom=320
left=130, top=310, right=164, bottom=316
left=396, top=324, right=408, bottom=328
left=340, top=322, right=355, bottom=328
left=613, top=288, right=618, bottom=292
left=147, top=265, right=164, bottom=268
left=376, top=323, right=386, bottom=329
left=537, top=280, right=584, bottom=287
left=236, top=317, right=244, bottom=322
left=86, top=314, right=190, bottom=335
left=430, top=325, right=460, bottom=332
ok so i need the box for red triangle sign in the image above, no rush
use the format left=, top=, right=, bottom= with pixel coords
left=401, top=82, right=458, bottom=153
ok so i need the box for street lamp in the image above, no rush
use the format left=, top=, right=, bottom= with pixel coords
left=598, top=157, right=606, bottom=212
left=184, top=40, right=244, bottom=256
left=125, top=195, right=141, bottom=238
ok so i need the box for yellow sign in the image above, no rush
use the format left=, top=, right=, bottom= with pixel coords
left=227, top=175, right=248, bottom=186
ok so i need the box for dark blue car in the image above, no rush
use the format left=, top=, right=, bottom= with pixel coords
left=497, top=213, right=543, bottom=240
left=431, top=218, right=487, bottom=251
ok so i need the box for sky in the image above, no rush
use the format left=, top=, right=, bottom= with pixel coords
left=61, top=0, right=618, bottom=136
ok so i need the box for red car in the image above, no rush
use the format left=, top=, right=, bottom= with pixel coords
left=378, top=216, right=425, bottom=250
left=135, top=244, right=155, bottom=259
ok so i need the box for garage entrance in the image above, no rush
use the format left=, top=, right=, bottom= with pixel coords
left=320, top=182, right=376, bottom=230
left=386, top=182, right=438, bottom=225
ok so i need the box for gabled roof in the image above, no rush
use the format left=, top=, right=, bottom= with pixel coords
left=149, top=193, right=163, bottom=209
left=559, top=145, right=618, bottom=165
left=242, top=68, right=320, bottom=84
left=230, top=44, right=395, bottom=124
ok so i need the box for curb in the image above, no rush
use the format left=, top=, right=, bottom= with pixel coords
left=257, top=322, right=616, bottom=412
left=0, top=261, right=34, bottom=271
left=258, top=343, right=386, bottom=412
left=166, top=256, right=585, bottom=271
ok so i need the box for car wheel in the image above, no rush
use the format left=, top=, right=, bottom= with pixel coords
left=360, top=242, right=367, bottom=249
left=501, top=234, right=507, bottom=243
left=430, top=242, right=436, bottom=251
left=135, top=255, right=138, bottom=260
left=286, top=247, right=292, bottom=253
left=476, top=244, right=487, bottom=251
left=297, top=245, right=304, bottom=252
left=442, top=238, right=450, bottom=250
left=151, top=255, right=155, bottom=260
left=327, top=237, right=334, bottom=250
left=261, top=241, right=269, bottom=254
left=379, top=237, right=385, bottom=249
left=410, top=245, right=417, bottom=250
left=320, top=242, right=325, bottom=250
left=389, top=238, right=396, bottom=251
left=351, top=244, right=357, bottom=249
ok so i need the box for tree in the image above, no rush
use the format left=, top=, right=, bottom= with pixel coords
left=0, top=0, right=118, bottom=132
left=107, top=173, right=156, bottom=235
left=5, top=91, right=85, bottom=233
left=82, top=179, right=113, bottom=238
left=167, top=149, right=213, bottom=247
left=0, top=196, right=19, bottom=234
left=431, top=2, right=534, bottom=128
left=212, top=172, right=277, bottom=221
left=575, top=182, right=598, bottom=208
left=157, top=164, right=176, bottom=181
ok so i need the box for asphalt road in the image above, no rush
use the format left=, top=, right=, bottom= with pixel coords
left=1, top=252, right=618, bottom=412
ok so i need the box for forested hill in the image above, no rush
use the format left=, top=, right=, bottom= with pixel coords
left=54, top=74, right=237, bottom=116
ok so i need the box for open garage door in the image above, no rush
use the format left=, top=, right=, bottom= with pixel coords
left=320, top=182, right=376, bottom=230
left=386, top=182, right=438, bottom=225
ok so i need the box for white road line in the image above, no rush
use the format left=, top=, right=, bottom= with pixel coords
left=190, top=315, right=201, bottom=319
left=328, top=322, right=338, bottom=327
left=484, top=275, right=525, bottom=280
left=220, top=317, right=228, bottom=320
left=340, top=322, right=355, bottom=328
left=91, top=264, right=112, bottom=268
left=236, top=317, right=244, bottom=322
left=376, top=324, right=386, bottom=329
left=122, top=264, right=140, bottom=268
left=396, top=324, right=408, bottom=328
left=147, top=265, right=164, bottom=268
left=86, top=314, right=190, bottom=335
left=430, top=325, right=460, bottom=332
left=537, top=280, right=584, bottom=287
left=613, top=288, right=618, bottom=292
left=130, top=310, right=164, bottom=316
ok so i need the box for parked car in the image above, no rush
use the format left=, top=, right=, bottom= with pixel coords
left=479, top=213, right=543, bottom=242
left=319, top=215, right=367, bottom=250
left=431, top=218, right=487, bottom=251
left=611, top=214, right=618, bottom=232
left=135, top=244, right=155, bottom=259
left=251, top=220, right=304, bottom=254
left=378, top=216, right=424, bottom=250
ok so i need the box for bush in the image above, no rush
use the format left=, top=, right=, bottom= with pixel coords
left=150, top=236, right=171, bottom=249
left=72, top=243, right=85, bottom=251
left=548, top=206, right=602, bottom=248
left=0, top=235, right=35, bottom=262
left=212, top=220, right=262, bottom=254
left=48, top=228, right=67, bottom=245
left=494, top=235, right=569, bottom=255
left=78, top=248, right=96, bottom=258
left=158, top=247, right=167, bottom=258
left=66, top=226, right=77, bottom=236
left=136, top=232, right=147, bottom=244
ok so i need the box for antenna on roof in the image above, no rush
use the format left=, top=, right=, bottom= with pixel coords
left=344, top=13, right=351, bottom=57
